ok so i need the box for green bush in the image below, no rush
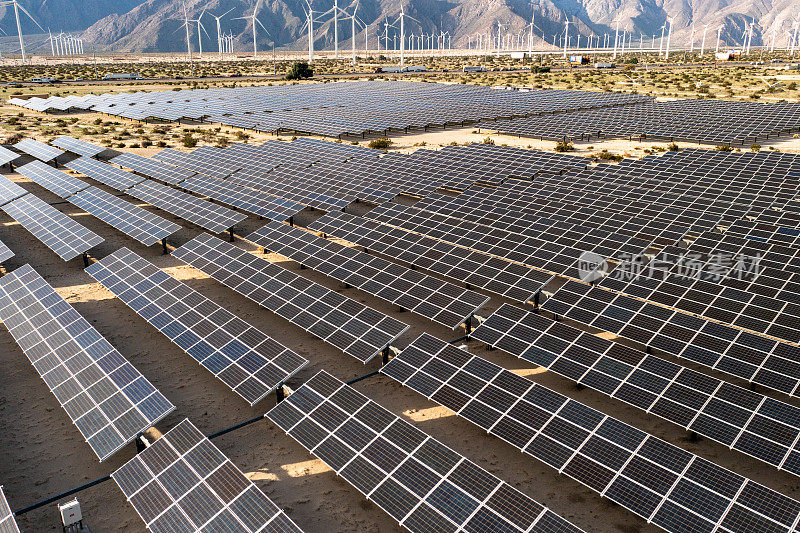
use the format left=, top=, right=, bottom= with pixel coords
left=286, top=61, right=314, bottom=80
left=182, top=133, right=198, bottom=148
left=482, top=136, right=495, bottom=145
left=750, top=144, right=761, bottom=152
left=368, top=137, right=392, bottom=149
left=555, top=140, right=574, bottom=152
left=715, top=144, right=733, bottom=152
left=667, top=142, right=680, bottom=151
left=597, top=150, right=623, bottom=161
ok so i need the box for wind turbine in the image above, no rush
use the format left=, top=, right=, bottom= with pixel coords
left=0, top=0, right=44, bottom=63
left=496, top=21, right=506, bottom=56
left=301, top=0, right=323, bottom=62
left=613, top=15, right=621, bottom=59
left=234, top=0, right=271, bottom=58
left=664, top=17, right=673, bottom=58
left=391, top=6, right=420, bottom=66
left=210, top=9, right=234, bottom=59
left=562, top=17, right=570, bottom=58
left=321, top=0, right=349, bottom=58
left=174, top=1, right=194, bottom=74
left=347, top=0, right=366, bottom=66
left=189, top=9, right=209, bottom=58
left=716, top=26, right=722, bottom=54
left=701, top=24, right=708, bottom=55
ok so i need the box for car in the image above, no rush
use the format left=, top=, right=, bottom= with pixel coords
left=229, top=72, right=242, bottom=77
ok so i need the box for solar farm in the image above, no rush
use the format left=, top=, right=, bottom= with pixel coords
left=1, top=80, right=800, bottom=533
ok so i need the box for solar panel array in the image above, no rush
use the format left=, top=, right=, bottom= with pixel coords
left=70, top=187, right=181, bottom=246
left=245, top=220, right=489, bottom=329
left=11, top=81, right=652, bottom=139
left=268, top=370, right=583, bottom=533
left=1, top=194, right=103, bottom=261
left=113, top=418, right=302, bottom=532
left=153, top=147, right=241, bottom=179
left=383, top=333, right=800, bottom=533
left=110, top=152, right=196, bottom=185
left=542, top=280, right=800, bottom=396
left=172, top=233, right=409, bottom=363
left=16, top=160, right=89, bottom=199
left=365, top=203, right=612, bottom=281
left=86, top=248, right=308, bottom=405
left=308, top=211, right=553, bottom=304
left=472, top=303, right=800, bottom=477
left=12, top=138, right=63, bottom=162
left=0, top=486, right=19, bottom=533
left=484, top=99, right=800, bottom=145
left=180, top=174, right=305, bottom=221
left=0, top=146, right=20, bottom=167
left=126, top=180, right=246, bottom=234
left=51, top=136, right=105, bottom=158
left=0, top=264, right=175, bottom=461
left=66, top=156, right=146, bottom=191
left=0, top=176, right=28, bottom=206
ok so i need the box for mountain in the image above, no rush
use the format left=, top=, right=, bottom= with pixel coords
left=22, top=0, right=800, bottom=54
left=0, top=1, right=142, bottom=33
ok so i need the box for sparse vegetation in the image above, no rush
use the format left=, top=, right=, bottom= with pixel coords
left=555, top=140, right=574, bottom=152
left=368, top=137, right=392, bottom=150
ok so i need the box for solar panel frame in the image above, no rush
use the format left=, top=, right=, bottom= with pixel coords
left=0, top=176, right=28, bottom=207
left=179, top=174, right=305, bottom=221
left=172, top=233, right=409, bottom=363
left=86, top=248, right=308, bottom=405
left=470, top=303, right=800, bottom=479
left=245, top=221, right=489, bottom=329
left=70, top=187, right=181, bottom=246
left=12, top=138, right=64, bottom=163
left=543, top=280, right=800, bottom=397
left=66, top=156, right=146, bottom=191
left=0, top=264, right=175, bottom=461
left=112, top=418, right=302, bottom=532
left=0, top=486, right=19, bottom=533
left=51, top=136, right=106, bottom=158
left=383, top=333, right=800, bottom=533
left=126, top=180, right=247, bottom=234
left=16, top=160, right=90, bottom=199
left=0, top=239, right=12, bottom=264
left=308, top=211, right=553, bottom=304
left=268, top=369, right=584, bottom=533
left=0, top=146, right=20, bottom=167
left=109, top=153, right=196, bottom=185
left=1, top=194, right=103, bottom=261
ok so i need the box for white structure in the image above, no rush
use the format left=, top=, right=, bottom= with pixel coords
left=210, top=9, right=234, bottom=58
left=235, top=0, right=270, bottom=58
left=1, top=0, right=43, bottom=63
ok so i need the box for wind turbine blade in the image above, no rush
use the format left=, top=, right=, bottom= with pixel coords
left=16, top=3, right=46, bottom=33
left=222, top=8, right=235, bottom=17
left=199, top=22, right=210, bottom=38
left=255, top=18, right=271, bottom=37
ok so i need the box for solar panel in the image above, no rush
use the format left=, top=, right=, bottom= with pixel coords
left=543, top=280, right=800, bottom=397
left=70, top=187, right=181, bottom=246
left=152, top=147, right=241, bottom=179
left=113, top=418, right=302, bottom=533
left=0, top=240, right=12, bottom=264
left=126, top=180, right=246, bottom=234
left=0, top=176, right=28, bottom=206
left=66, top=156, right=146, bottom=191
left=246, top=221, right=489, bottom=329
left=267, top=370, right=583, bottom=533
left=0, top=486, right=19, bottom=533
left=172, top=233, right=409, bottom=363
left=16, top=160, right=90, bottom=198
left=86, top=248, right=308, bottom=405
left=0, top=264, right=175, bottom=461
left=0, top=146, right=20, bottom=167
left=471, top=304, right=800, bottom=477
left=12, top=138, right=63, bottom=162
left=365, top=203, right=608, bottom=281
left=110, top=152, right=196, bottom=185
left=1, top=194, right=103, bottom=261
left=308, top=211, right=554, bottom=304
left=383, top=333, right=800, bottom=533
left=180, top=174, right=305, bottom=221
left=51, top=136, right=105, bottom=158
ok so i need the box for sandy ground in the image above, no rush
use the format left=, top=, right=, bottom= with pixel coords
left=1, top=140, right=800, bottom=533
